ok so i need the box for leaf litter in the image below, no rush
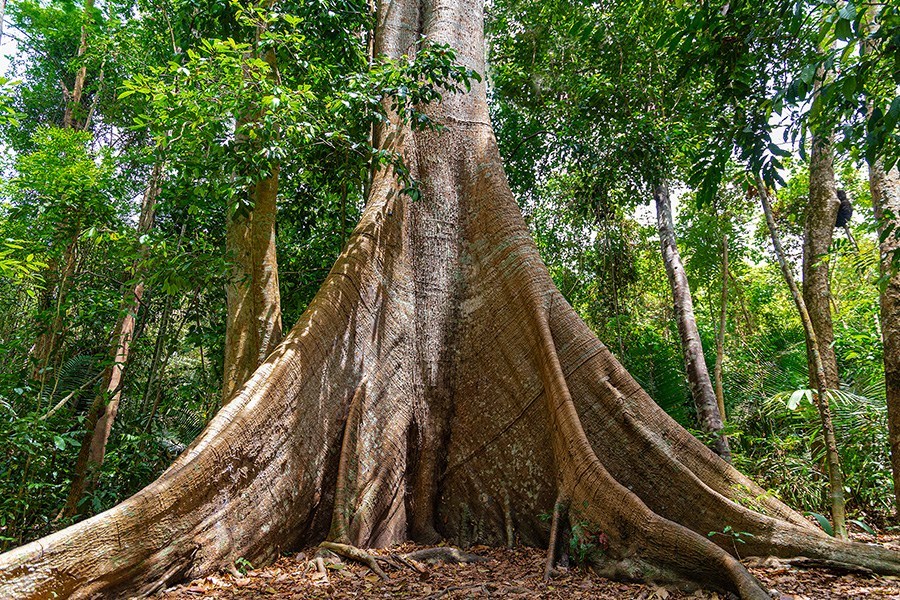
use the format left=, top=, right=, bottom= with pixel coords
left=161, top=540, right=900, bottom=599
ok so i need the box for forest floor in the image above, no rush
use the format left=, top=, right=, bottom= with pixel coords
left=161, top=537, right=900, bottom=600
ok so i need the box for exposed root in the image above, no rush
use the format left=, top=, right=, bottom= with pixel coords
left=744, top=555, right=876, bottom=576
left=427, top=584, right=486, bottom=599
left=402, top=547, right=487, bottom=564
left=532, top=309, right=773, bottom=600
left=226, top=563, right=242, bottom=578
left=328, top=380, right=367, bottom=543
left=394, top=553, right=428, bottom=574
left=544, top=492, right=568, bottom=581
left=311, top=557, right=329, bottom=585
left=503, top=491, right=514, bottom=549
left=318, top=542, right=387, bottom=580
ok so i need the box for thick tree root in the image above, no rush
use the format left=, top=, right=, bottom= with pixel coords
left=394, top=553, right=429, bottom=574
left=530, top=308, right=773, bottom=600
left=328, top=380, right=366, bottom=544
left=318, top=542, right=388, bottom=580
left=744, top=555, right=875, bottom=576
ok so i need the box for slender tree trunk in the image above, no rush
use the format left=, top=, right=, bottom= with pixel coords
left=30, top=240, right=79, bottom=386
left=3, top=1, right=899, bottom=598
left=63, top=0, right=94, bottom=129
left=59, top=164, right=163, bottom=520
left=654, top=182, right=729, bottom=460
left=871, top=162, right=900, bottom=517
left=222, top=158, right=283, bottom=404
left=863, top=3, right=900, bottom=518
left=221, top=21, right=283, bottom=404
left=714, top=233, right=728, bottom=421
left=803, top=85, right=841, bottom=391
left=757, top=175, right=847, bottom=539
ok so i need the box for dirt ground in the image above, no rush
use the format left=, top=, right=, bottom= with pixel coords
left=160, top=537, right=900, bottom=600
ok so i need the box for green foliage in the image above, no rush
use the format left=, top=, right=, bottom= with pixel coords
left=807, top=511, right=834, bottom=536
left=235, top=557, right=254, bottom=574
left=0, top=240, right=45, bottom=286
left=569, top=518, right=608, bottom=565
left=708, top=525, right=754, bottom=558
left=849, top=518, right=875, bottom=536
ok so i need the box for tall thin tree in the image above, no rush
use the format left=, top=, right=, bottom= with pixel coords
left=757, top=175, right=847, bottom=539
left=655, top=182, right=729, bottom=459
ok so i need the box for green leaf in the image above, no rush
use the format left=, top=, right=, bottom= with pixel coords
left=800, top=63, right=817, bottom=85
left=838, top=2, right=856, bottom=21
left=53, top=436, right=66, bottom=451
left=835, top=18, right=852, bottom=40
left=849, top=519, right=875, bottom=535
left=841, top=74, right=858, bottom=98
left=807, top=512, right=835, bottom=536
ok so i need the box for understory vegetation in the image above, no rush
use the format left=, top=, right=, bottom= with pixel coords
left=0, top=0, right=898, bottom=554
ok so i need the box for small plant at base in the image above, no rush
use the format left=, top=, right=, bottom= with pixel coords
left=235, top=557, right=253, bottom=575
left=569, top=520, right=609, bottom=564
left=707, top=525, right=754, bottom=559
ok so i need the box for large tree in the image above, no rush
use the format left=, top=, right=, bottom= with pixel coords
left=1, top=0, right=899, bottom=598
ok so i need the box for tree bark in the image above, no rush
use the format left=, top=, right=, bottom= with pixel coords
left=757, top=175, right=847, bottom=540
left=1, top=1, right=897, bottom=597
left=59, top=163, right=163, bottom=519
left=222, top=166, right=283, bottom=403
left=802, top=102, right=840, bottom=391
left=654, top=183, right=729, bottom=460
left=714, top=233, right=728, bottom=421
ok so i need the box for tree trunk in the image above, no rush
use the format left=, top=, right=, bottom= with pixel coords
left=222, top=168, right=282, bottom=403
left=221, top=31, right=283, bottom=404
left=863, top=3, right=900, bottom=517
left=714, top=233, right=728, bottom=421
left=757, top=175, right=847, bottom=540
left=0, top=0, right=7, bottom=46
left=1, top=0, right=897, bottom=597
left=870, top=163, right=900, bottom=515
left=654, top=183, right=730, bottom=460
left=802, top=107, right=840, bottom=391
left=59, top=164, right=163, bottom=520
left=63, top=0, right=94, bottom=130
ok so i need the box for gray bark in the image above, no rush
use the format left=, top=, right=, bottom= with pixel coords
left=654, top=182, right=729, bottom=460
